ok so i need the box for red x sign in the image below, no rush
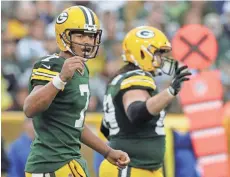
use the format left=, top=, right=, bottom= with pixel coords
left=172, top=24, right=218, bottom=70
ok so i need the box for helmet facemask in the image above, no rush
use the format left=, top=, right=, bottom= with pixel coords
left=146, top=45, right=175, bottom=75
left=159, top=56, right=176, bottom=75
left=60, top=29, right=102, bottom=59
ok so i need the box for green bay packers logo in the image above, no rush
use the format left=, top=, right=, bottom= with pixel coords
left=56, top=12, right=68, bottom=24
left=136, top=29, right=155, bottom=39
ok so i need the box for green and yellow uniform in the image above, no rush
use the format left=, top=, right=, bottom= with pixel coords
left=99, top=69, right=166, bottom=177
left=25, top=54, right=90, bottom=177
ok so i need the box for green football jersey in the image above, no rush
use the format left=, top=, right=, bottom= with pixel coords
left=25, top=54, right=90, bottom=174
left=102, top=69, right=166, bottom=170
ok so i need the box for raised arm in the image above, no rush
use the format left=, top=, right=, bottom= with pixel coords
left=123, top=65, right=191, bottom=124
left=23, top=56, right=85, bottom=117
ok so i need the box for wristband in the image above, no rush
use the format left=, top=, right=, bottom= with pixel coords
left=52, top=75, right=67, bottom=90
left=103, top=147, right=112, bottom=158
left=167, top=87, right=176, bottom=96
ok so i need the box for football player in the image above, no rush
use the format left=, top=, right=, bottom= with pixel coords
left=99, top=26, right=191, bottom=177
left=23, top=6, right=130, bottom=177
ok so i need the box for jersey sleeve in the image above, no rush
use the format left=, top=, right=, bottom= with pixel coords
left=120, top=75, right=156, bottom=91
left=30, top=57, right=61, bottom=87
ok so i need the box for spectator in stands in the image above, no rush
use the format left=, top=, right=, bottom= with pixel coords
left=4, top=1, right=37, bottom=41
left=7, top=68, right=31, bottom=111
left=86, top=46, right=107, bottom=78
left=184, top=1, right=206, bottom=24
left=173, top=131, right=200, bottom=177
left=89, top=57, right=123, bottom=112
left=16, top=19, right=48, bottom=71
left=146, top=2, right=165, bottom=31
left=44, top=21, right=59, bottom=55
left=1, top=38, right=21, bottom=99
left=1, top=77, right=13, bottom=111
left=7, top=117, right=34, bottom=177
left=35, top=1, right=56, bottom=25
left=222, top=1, right=230, bottom=37
left=1, top=138, right=10, bottom=177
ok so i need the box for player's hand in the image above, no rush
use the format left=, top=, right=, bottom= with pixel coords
left=168, top=63, right=192, bottom=96
left=59, top=56, right=86, bottom=82
left=105, top=148, right=130, bottom=169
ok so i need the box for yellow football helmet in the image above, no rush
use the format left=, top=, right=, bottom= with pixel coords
left=122, top=26, right=174, bottom=74
left=55, top=6, right=102, bottom=59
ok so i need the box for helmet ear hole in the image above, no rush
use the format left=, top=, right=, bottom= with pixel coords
left=140, top=50, right=145, bottom=59
left=61, top=33, right=70, bottom=45
left=65, top=30, right=71, bottom=41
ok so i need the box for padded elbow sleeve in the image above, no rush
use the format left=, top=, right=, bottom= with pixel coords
left=127, top=101, right=160, bottom=124
left=100, top=122, right=109, bottom=139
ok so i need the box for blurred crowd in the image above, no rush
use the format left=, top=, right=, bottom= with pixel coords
left=1, top=1, right=230, bottom=113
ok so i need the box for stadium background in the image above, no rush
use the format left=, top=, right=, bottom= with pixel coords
left=1, top=1, right=230, bottom=177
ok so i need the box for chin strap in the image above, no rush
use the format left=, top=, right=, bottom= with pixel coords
left=60, top=37, right=85, bottom=75
left=130, top=55, right=139, bottom=66
left=61, top=37, right=75, bottom=56
left=61, top=36, right=89, bottom=62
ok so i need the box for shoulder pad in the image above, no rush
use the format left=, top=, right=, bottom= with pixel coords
left=31, top=54, right=62, bottom=82
left=120, top=70, right=156, bottom=90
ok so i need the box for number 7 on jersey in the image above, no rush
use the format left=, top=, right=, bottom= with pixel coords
left=75, top=84, right=90, bottom=128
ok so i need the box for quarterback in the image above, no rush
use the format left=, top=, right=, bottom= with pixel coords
left=99, top=26, right=191, bottom=177
left=23, top=6, right=129, bottom=177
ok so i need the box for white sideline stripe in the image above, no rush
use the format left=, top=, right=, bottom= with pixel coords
left=183, top=100, right=223, bottom=113
left=191, top=127, right=225, bottom=138
left=198, top=154, right=228, bottom=165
